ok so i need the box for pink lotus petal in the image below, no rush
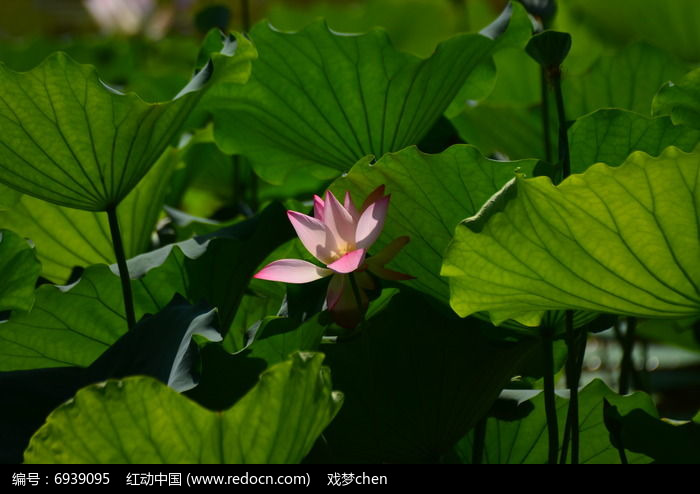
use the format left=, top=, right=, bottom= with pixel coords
left=325, top=273, right=346, bottom=310
left=327, top=248, right=366, bottom=274
left=355, top=195, right=390, bottom=250
left=324, top=190, right=356, bottom=250
left=344, top=191, right=360, bottom=221
left=287, top=211, right=333, bottom=263
left=254, top=259, right=332, bottom=283
left=313, top=195, right=325, bottom=221
left=360, top=185, right=386, bottom=212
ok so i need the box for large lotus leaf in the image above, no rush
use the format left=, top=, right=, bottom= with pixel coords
left=443, top=146, right=700, bottom=326
left=653, top=68, right=700, bottom=130
left=0, top=297, right=221, bottom=463
left=331, top=145, right=537, bottom=304
left=454, top=379, right=655, bottom=464
left=564, top=43, right=687, bottom=120
left=0, top=204, right=293, bottom=371
left=310, top=288, right=535, bottom=463
left=450, top=43, right=687, bottom=161
left=0, top=183, right=21, bottom=208
left=24, top=352, right=343, bottom=464
left=209, top=7, right=527, bottom=184
left=0, top=146, right=178, bottom=283
left=569, top=109, right=700, bottom=173
left=0, top=230, right=41, bottom=313
left=0, top=34, right=255, bottom=211
left=560, top=0, right=700, bottom=63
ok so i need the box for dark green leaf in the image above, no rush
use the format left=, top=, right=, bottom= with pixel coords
left=0, top=297, right=221, bottom=463
left=454, top=379, right=655, bottom=464
left=525, top=31, right=571, bottom=68
left=0, top=204, right=293, bottom=370
left=313, top=289, right=535, bottom=463
left=570, top=109, right=700, bottom=173
left=653, top=67, right=700, bottom=129
left=606, top=405, right=700, bottom=464
left=0, top=229, right=41, bottom=313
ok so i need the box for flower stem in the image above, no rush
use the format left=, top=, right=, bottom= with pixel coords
left=107, top=205, right=136, bottom=331
left=540, top=68, right=553, bottom=164
left=619, top=317, right=637, bottom=395
left=549, top=60, right=584, bottom=464
left=560, top=315, right=586, bottom=464
left=241, top=0, right=251, bottom=31
left=472, top=416, right=487, bottom=464
left=541, top=326, right=559, bottom=464
left=348, top=272, right=365, bottom=326
left=551, top=68, right=570, bottom=179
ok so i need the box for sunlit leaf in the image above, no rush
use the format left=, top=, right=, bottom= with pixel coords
left=0, top=34, right=254, bottom=211
left=0, top=146, right=179, bottom=283
left=443, top=146, right=700, bottom=326
left=210, top=17, right=513, bottom=183
left=24, top=352, right=343, bottom=464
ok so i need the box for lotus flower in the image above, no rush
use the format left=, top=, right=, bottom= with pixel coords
left=254, top=186, right=412, bottom=328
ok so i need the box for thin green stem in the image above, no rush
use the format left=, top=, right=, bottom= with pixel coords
left=551, top=70, right=570, bottom=179
left=540, top=68, right=553, bottom=164
left=240, top=0, right=251, bottom=32
left=560, top=323, right=587, bottom=464
left=620, top=317, right=637, bottom=395
left=348, top=272, right=364, bottom=324
left=541, top=327, right=559, bottom=464
left=107, top=206, right=136, bottom=331
left=472, top=416, right=487, bottom=464
left=562, top=314, right=586, bottom=464
left=550, top=62, right=583, bottom=463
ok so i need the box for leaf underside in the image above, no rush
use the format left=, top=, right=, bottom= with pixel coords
left=443, top=146, right=700, bottom=326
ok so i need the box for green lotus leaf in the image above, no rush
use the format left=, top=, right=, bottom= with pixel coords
left=450, top=43, right=687, bottom=162
left=209, top=5, right=529, bottom=184
left=564, top=43, right=687, bottom=120
left=0, top=296, right=221, bottom=463
left=653, top=67, right=700, bottom=130
left=0, top=230, right=41, bottom=313
left=0, top=146, right=178, bottom=283
left=569, top=109, right=700, bottom=173
left=443, top=146, right=700, bottom=326
left=332, top=144, right=537, bottom=305
left=24, top=352, right=342, bottom=464
left=0, top=204, right=292, bottom=371
left=0, top=34, right=255, bottom=211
